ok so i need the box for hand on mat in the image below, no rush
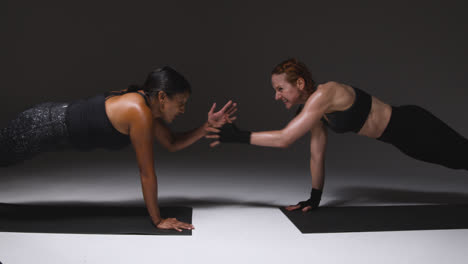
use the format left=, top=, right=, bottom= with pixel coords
left=207, top=100, right=237, bottom=128
left=285, top=204, right=315, bottom=212
left=157, top=218, right=195, bottom=232
left=286, top=188, right=322, bottom=212
left=285, top=197, right=320, bottom=212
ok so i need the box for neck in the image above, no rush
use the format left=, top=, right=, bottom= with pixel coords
left=298, top=91, right=312, bottom=104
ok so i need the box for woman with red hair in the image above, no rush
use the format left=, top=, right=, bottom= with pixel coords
left=207, top=58, right=468, bottom=212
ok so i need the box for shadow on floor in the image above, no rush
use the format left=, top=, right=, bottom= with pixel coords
left=159, top=196, right=282, bottom=209
left=324, top=186, right=468, bottom=206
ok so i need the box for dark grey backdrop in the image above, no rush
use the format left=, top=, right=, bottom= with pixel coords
left=2, top=1, right=468, bottom=178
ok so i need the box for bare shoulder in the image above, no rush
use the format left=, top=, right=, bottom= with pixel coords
left=106, top=93, right=152, bottom=134
left=302, top=82, right=340, bottom=113
left=108, top=92, right=149, bottom=114
left=124, top=94, right=152, bottom=123
left=121, top=92, right=148, bottom=106
left=315, top=81, right=355, bottom=112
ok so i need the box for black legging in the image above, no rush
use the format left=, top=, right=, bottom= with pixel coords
left=0, top=102, right=70, bottom=166
left=377, top=105, right=468, bottom=170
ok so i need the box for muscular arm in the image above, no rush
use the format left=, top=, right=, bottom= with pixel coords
left=284, top=122, right=328, bottom=212
left=128, top=105, right=161, bottom=225
left=309, top=122, right=327, bottom=190
left=251, top=90, right=331, bottom=148
left=153, top=118, right=209, bottom=152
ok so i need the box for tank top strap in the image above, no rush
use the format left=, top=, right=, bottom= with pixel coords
left=135, top=91, right=151, bottom=107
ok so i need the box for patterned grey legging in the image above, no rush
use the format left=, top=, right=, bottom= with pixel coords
left=0, top=102, right=70, bottom=166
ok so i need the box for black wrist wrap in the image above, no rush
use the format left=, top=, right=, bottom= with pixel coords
left=297, top=188, right=322, bottom=209
left=218, top=123, right=251, bottom=144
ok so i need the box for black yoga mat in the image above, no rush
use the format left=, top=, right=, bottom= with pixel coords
left=0, top=203, right=192, bottom=235
left=281, top=204, right=468, bottom=233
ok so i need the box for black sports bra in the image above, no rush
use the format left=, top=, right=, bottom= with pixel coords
left=296, top=86, right=372, bottom=134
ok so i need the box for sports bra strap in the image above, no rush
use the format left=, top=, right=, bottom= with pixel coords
left=135, top=91, right=151, bottom=107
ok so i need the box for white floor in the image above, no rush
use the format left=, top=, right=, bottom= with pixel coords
left=1, top=152, right=468, bottom=264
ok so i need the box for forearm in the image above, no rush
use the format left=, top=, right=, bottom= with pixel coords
left=310, top=158, right=325, bottom=190
left=250, top=130, right=291, bottom=148
left=290, top=158, right=325, bottom=210
left=140, top=173, right=161, bottom=224
left=170, top=122, right=210, bottom=151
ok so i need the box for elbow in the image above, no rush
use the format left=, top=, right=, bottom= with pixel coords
left=166, top=143, right=182, bottom=152
left=167, top=146, right=178, bottom=152
left=164, top=138, right=179, bottom=152
left=276, top=131, right=295, bottom=148
left=166, top=136, right=182, bottom=152
left=278, top=138, right=293, bottom=148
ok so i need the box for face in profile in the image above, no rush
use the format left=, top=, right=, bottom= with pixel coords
left=271, top=73, right=304, bottom=109
left=160, top=91, right=190, bottom=123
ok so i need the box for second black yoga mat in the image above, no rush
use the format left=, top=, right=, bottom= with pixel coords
left=0, top=203, right=192, bottom=235
left=281, top=205, right=468, bottom=233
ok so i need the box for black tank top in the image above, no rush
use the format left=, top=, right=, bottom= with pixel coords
left=296, top=86, right=372, bottom=134
left=65, top=91, right=150, bottom=151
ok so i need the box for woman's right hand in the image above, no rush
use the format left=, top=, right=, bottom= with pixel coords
left=207, top=100, right=238, bottom=128
left=156, top=218, right=195, bottom=232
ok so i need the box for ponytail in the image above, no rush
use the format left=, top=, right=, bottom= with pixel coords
left=114, top=66, right=191, bottom=99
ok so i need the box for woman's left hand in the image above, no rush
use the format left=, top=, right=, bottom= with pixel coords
left=207, top=100, right=237, bottom=128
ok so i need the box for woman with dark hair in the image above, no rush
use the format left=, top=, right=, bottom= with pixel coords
left=206, top=58, right=468, bottom=212
left=0, top=66, right=237, bottom=231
